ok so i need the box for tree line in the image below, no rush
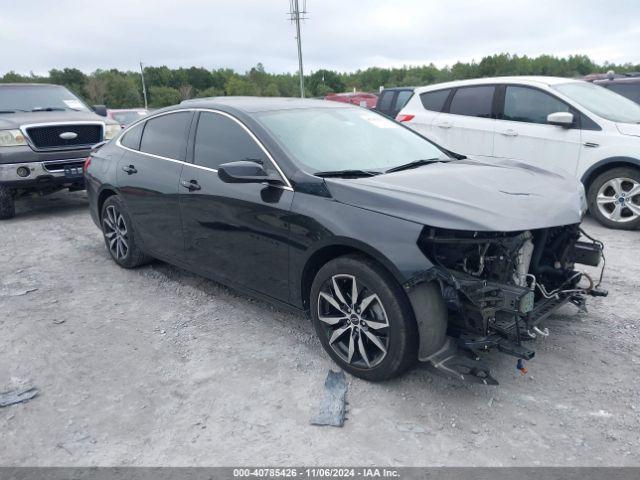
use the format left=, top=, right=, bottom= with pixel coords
left=2, top=53, right=639, bottom=109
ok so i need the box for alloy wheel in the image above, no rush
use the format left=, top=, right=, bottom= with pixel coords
left=103, top=205, right=129, bottom=261
left=317, top=274, right=390, bottom=369
left=596, top=177, right=640, bottom=223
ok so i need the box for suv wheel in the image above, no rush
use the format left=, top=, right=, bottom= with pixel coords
left=0, top=186, right=16, bottom=220
left=588, top=167, right=640, bottom=230
left=310, top=254, right=418, bottom=381
left=101, top=195, right=151, bottom=268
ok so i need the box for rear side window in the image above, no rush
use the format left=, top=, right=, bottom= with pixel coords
left=120, top=123, right=143, bottom=150
left=503, top=86, right=570, bottom=124
left=140, top=112, right=192, bottom=160
left=605, top=83, right=640, bottom=104
left=376, top=91, right=394, bottom=115
left=420, top=89, right=451, bottom=112
left=193, top=112, right=271, bottom=171
left=449, top=86, right=494, bottom=118
left=394, top=90, right=413, bottom=112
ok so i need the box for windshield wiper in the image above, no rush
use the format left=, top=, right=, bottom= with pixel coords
left=31, top=107, right=66, bottom=112
left=314, top=169, right=382, bottom=178
left=385, top=158, right=449, bottom=173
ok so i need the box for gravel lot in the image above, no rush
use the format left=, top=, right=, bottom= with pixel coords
left=1, top=190, right=638, bottom=466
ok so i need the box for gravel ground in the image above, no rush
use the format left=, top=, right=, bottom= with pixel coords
left=0, top=191, right=638, bottom=466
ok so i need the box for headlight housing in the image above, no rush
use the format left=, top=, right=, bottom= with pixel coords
left=0, top=129, right=27, bottom=147
left=104, top=124, right=122, bottom=140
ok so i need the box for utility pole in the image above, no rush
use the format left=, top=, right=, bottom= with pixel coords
left=288, top=0, right=307, bottom=98
left=139, top=61, right=148, bottom=109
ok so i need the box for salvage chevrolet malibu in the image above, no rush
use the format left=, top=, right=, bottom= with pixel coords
left=85, top=98, right=606, bottom=384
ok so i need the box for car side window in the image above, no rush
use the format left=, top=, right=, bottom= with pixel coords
left=376, top=92, right=394, bottom=115
left=503, top=86, right=570, bottom=124
left=394, top=90, right=413, bottom=113
left=139, top=112, right=192, bottom=160
left=120, top=122, right=144, bottom=150
left=448, top=86, right=494, bottom=118
left=193, top=112, right=272, bottom=172
left=420, top=89, right=451, bottom=112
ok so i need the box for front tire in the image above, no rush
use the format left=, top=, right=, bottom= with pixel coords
left=588, top=167, right=640, bottom=230
left=101, top=195, right=150, bottom=268
left=0, top=186, right=16, bottom=220
left=310, top=254, right=418, bottom=381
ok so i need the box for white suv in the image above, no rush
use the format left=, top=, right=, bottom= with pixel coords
left=397, top=76, right=640, bottom=229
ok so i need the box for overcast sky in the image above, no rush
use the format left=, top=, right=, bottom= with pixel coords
left=2, top=0, right=639, bottom=75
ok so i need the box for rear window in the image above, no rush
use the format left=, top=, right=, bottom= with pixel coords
left=120, top=123, right=144, bottom=150
left=449, top=86, right=494, bottom=118
left=394, top=90, right=413, bottom=111
left=420, top=89, right=451, bottom=112
left=139, top=112, right=192, bottom=160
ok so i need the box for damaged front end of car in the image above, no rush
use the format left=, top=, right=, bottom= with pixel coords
left=409, top=224, right=607, bottom=385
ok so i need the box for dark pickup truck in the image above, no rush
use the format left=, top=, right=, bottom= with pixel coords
left=0, top=83, right=121, bottom=219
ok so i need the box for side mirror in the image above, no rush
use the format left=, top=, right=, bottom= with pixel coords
left=93, top=105, right=108, bottom=117
left=218, top=161, right=283, bottom=185
left=547, top=111, right=574, bottom=128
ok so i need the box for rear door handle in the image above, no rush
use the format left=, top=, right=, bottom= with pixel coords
left=121, top=165, right=137, bottom=175
left=501, top=129, right=518, bottom=137
left=436, top=122, right=452, bottom=129
left=180, top=179, right=201, bottom=191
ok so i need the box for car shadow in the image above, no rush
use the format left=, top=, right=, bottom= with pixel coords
left=11, top=191, right=89, bottom=221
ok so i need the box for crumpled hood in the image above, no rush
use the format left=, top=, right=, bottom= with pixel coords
left=616, top=123, right=640, bottom=137
left=0, top=110, right=117, bottom=130
left=325, top=158, right=585, bottom=232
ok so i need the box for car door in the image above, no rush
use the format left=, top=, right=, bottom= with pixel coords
left=430, top=85, right=496, bottom=158
left=117, top=111, right=194, bottom=260
left=179, top=110, right=293, bottom=301
left=493, top=85, right=581, bottom=175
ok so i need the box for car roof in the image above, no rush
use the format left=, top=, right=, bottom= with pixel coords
left=179, top=96, right=352, bottom=113
left=0, top=83, right=64, bottom=88
left=381, top=87, right=415, bottom=92
left=593, top=77, right=640, bottom=85
left=414, top=76, right=580, bottom=94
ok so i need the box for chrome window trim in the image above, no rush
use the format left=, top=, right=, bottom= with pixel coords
left=115, top=108, right=293, bottom=191
left=20, top=121, right=106, bottom=151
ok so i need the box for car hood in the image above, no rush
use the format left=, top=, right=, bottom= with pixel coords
left=616, top=123, right=640, bottom=137
left=0, top=110, right=117, bottom=129
left=324, top=158, right=585, bottom=232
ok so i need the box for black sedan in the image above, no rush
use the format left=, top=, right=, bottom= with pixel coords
left=85, top=98, right=605, bottom=384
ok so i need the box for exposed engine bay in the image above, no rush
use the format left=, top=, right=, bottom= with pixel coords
left=416, top=224, right=607, bottom=384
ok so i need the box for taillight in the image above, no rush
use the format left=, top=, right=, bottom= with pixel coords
left=83, top=156, right=92, bottom=174
left=396, top=114, right=415, bottom=122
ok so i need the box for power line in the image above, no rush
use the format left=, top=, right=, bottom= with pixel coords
left=288, top=0, right=308, bottom=98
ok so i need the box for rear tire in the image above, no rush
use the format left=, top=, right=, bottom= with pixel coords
left=310, top=254, right=419, bottom=381
left=0, top=186, right=15, bottom=220
left=588, top=167, right=640, bottom=230
left=101, top=195, right=151, bottom=268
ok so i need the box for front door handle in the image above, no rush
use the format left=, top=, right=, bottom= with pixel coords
left=501, top=129, right=518, bottom=137
left=180, top=179, right=201, bottom=191
left=436, top=122, right=452, bottom=129
left=121, top=164, right=137, bottom=175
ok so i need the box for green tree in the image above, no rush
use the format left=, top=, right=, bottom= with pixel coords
left=308, top=69, right=345, bottom=96
left=225, top=76, right=258, bottom=96
left=149, top=86, right=181, bottom=107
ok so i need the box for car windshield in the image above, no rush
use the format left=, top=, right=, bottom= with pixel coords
left=553, top=81, right=640, bottom=123
left=111, top=111, right=147, bottom=125
left=255, top=106, right=446, bottom=173
left=0, top=84, right=90, bottom=112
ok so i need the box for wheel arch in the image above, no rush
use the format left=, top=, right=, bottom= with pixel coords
left=581, top=157, right=640, bottom=190
left=97, top=187, right=118, bottom=220
left=299, top=239, right=405, bottom=312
